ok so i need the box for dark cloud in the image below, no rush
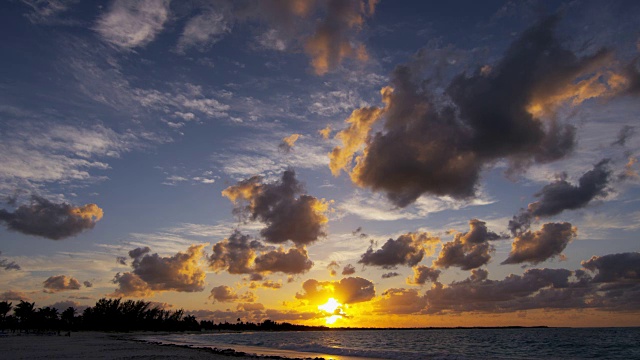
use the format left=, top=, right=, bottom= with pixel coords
left=0, top=252, right=20, bottom=271
left=359, top=232, right=439, bottom=269
left=43, top=275, right=81, bottom=293
left=0, top=196, right=103, bottom=240
left=208, top=231, right=314, bottom=276
left=209, top=231, right=264, bottom=275
left=0, top=290, right=31, bottom=301
left=372, top=253, right=640, bottom=315
left=509, top=160, right=611, bottom=236
left=331, top=17, right=618, bottom=207
left=222, top=170, right=329, bottom=246
left=342, top=264, right=356, bottom=275
left=253, top=247, right=313, bottom=274
left=407, top=265, right=441, bottom=285
left=434, top=219, right=505, bottom=270
left=502, top=222, right=577, bottom=265
left=116, top=256, right=127, bottom=265
left=581, top=252, right=640, bottom=283
left=381, top=272, right=399, bottom=279
left=48, top=300, right=89, bottom=313
left=112, top=244, right=207, bottom=297
left=296, top=276, right=375, bottom=305
left=327, top=260, right=339, bottom=276
left=83, top=281, right=93, bottom=288
left=209, top=285, right=256, bottom=303
left=612, top=125, right=635, bottom=146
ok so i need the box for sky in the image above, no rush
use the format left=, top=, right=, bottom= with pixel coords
left=1, top=0, right=639, bottom=328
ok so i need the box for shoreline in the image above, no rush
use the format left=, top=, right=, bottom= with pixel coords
left=0, top=331, right=374, bottom=360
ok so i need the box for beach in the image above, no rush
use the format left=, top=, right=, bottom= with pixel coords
left=0, top=332, right=248, bottom=360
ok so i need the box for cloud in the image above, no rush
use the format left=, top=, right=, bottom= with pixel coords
left=330, top=17, right=625, bottom=207
left=222, top=169, right=329, bottom=246
left=434, top=219, right=505, bottom=270
left=208, top=230, right=313, bottom=276
left=612, top=125, right=635, bottom=146
left=374, top=288, right=428, bottom=315
left=253, top=246, right=314, bottom=274
left=278, top=134, right=301, bottom=153
left=381, top=272, right=399, bottom=279
left=83, top=281, right=93, bottom=288
left=581, top=252, right=640, bottom=283
left=0, top=196, right=103, bottom=240
left=209, top=285, right=256, bottom=303
left=407, top=265, right=440, bottom=285
left=0, top=252, right=21, bottom=271
left=342, top=264, right=356, bottom=275
left=359, top=232, right=440, bottom=269
left=112, top=244, right=207, bottom=297
left=0, top=290, right=31, bottom=301
left=177, top=10, right=230, bottom=53
left=94, top=0, right=170, bottom=50
left=20, top=0, right=76, bottom=24
left=249, top=280, right=282, bottom=290
left=502, top=222, right=577, bottom=265
left=296, top=276, right=375, bottom=305
left=43, top=275, right=82, bottom=293
left=509, top=160, right=611, bottom=236
left=327, top=260, right=339, bottom=276
left=304, top=0, right=376, bottom=75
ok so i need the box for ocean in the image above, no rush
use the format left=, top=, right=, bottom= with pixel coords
left=138, top=327, right=640, bottom=359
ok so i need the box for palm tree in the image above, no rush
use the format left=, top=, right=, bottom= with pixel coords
left=0, top=301, right=12, bottom=331
left=14, top=301, right=35, bottom=332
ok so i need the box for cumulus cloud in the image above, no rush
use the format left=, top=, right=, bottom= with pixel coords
left=83, top=280, right=93, bottom=288
left=296, top=276, right=375, bottom=305
left=94, top=0, right=170, bottom=50
left=434, top=219, right=505, bottom=270
left=359, top=232, right=440, bottom=269
left=330, top=17, right=626, bottom=207
left=222, top=169, right=329, bottom=246
left=509, top=160, right=611, bottom=236
left=581, top=252, right=640, bottom=283
left=208, top=230, right=313, bottom=276
left=304, top=0, right=376, bottom=75
left=374, top=288, right=428, bottom=315
left=0, top=196, right=103, bottom=240
left=209, top=285, right=256, bottom=303
left=278, top=134, right=301, bottom=153
left=407, top=265, right=441, bottom=285
left=112, top=244, right=207, bottom=297
left=43, top=275, right=81, bottom=293
left=327, top=260, right=339, bottom=276
left=503, top=222, right=577, bottom=265
left=253, top=246, right=313, bottom=274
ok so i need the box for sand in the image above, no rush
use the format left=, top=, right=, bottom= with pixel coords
left=0, top=331, right=376, bottom=360
left=0, top=331, right=247, bottom=359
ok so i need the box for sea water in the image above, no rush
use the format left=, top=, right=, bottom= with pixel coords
left=138, top=327, right=640, bottom=359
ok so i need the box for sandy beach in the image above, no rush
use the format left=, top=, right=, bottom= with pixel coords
left=0, top=331, right=375, bottom=360
left=0, top=332, right=250, bottom=359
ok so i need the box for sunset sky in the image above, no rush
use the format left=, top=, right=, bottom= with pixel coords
left=1, top=0, right=639, bottom=328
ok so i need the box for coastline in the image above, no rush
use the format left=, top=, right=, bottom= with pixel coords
left=0, top=331, right=374, bottom=360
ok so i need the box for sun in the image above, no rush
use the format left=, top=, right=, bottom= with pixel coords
left=318, top=298, right=344, bottom=325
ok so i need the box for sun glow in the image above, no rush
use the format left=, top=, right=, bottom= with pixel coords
left=318, top=298, right=344, bottom=325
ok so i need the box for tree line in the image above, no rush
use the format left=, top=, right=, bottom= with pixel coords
left=0, top=298, right=328, bottom=333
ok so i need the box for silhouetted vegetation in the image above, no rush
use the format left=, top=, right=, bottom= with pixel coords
left=0, top=298, right=328, bottom=334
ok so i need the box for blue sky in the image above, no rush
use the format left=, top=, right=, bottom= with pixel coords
left=1, top=0, right=639, bottom=327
